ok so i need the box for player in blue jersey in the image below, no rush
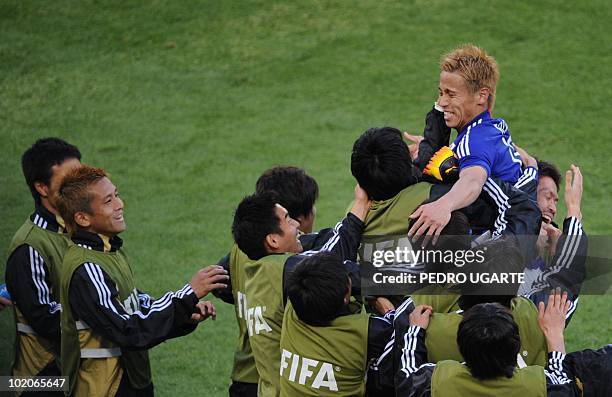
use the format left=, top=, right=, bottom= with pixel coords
left=409, top=44, right=527, bottom=244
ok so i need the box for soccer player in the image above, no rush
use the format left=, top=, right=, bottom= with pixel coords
left=409, top=44, right=528, bottom=243
left=55, top=165, right=227, bottom=396
left=350, top=126, right=430, bottom=264
left=5, top=138, right=81, bottom=382
left=395, top=290, right=580, bottom=396
left=280, top=252, right=398, bottom=396
left=520, top=163, right=586, bottom=307
left=231, top=187, right=370, bottom=397
left=350, top=126, right=429, bottom=310
left=213, top=166, right=320, bottom=397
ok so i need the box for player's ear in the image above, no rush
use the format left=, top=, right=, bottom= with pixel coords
left=34, top=181, right=50, bottom=199
left=478, top=87, right=490, bottom=106
left=265, top=233, right=280, bottom=251
left=74, top=211, right=91, bottom=229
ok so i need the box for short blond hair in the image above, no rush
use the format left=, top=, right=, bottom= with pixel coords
left=440, top=44, right=499, bottom=109
left=56, top=165, right=108, bottom=234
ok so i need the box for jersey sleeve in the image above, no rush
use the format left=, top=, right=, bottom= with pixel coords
left=395, top=325, right=434, bottom=397
left=366, top=296, right=415, bottom=392
left=5, top=244, right=61, bottom=344
left=455, top=129, right=497, bottom=177
left=545, top=352, right=580, bottom=396
left=69, top=262, right=199, bottom=350
left=300, top=212, right=365, bottom=262
left=525, top=217, right=587, bottom=325
left=514, top=166, right=539, bottom=197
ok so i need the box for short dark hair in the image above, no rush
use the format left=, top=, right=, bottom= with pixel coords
left=351, top=127, right=418, bottom=201
left=408, top=205, right=471, bottom=253
left=21, top=138, right=81, bottom=203
left=457, top=303, right=520, bottom=380
left=458, top=295, right=514, bottom=311
left=537, top=160, right=561, bottom=191
left=232, top=192, right=283, bottom=260
left=255, top=166, right=319, bottom=220
left=56, top=165, right=108, bottom=234
left=286, top=252, right=348, bottom=326
left=458, top=237, right=524, bottom=296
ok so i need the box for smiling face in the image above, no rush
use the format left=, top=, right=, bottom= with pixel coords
left=268, top=204, right=303, bottom=254
left=438, top=71, right=489, bottom=131
left=78, top=177, right=126, bottom=237
left=537, top=176, right=559, bottom=224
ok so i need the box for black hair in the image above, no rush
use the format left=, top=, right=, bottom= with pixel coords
left=232, top=192, right=283, bottom=260
left=21, top=138, right=81, bottom=203
left=458, top=295, right=514, bottom=311
left=285, top=252, right=349, bottom=326
left=537, top=160, right=561, bottom=191
left=458, top=237, right=524, bottom=296
left=351, top=127, right=418, bottom=201
left=457, top=303, right=520, bottom=380
left=255, top=166, right=319, bottom=220
left=408, top=204, right=471, bottom=253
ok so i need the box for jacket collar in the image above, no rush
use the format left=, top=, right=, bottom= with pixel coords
left=30, top=204, right=65, bottom=233
left=71, top=229, right=123, bottom=253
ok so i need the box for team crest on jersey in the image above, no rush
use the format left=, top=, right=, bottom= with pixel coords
left=280, top=349, right=338, bottom=391
left=494, top=120, right=509, bottom=134
left=121, top=288, right=140, bottom=315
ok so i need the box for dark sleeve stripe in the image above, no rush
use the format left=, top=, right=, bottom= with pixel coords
left=29, top=246, right=60, bottom=314
left=482, top=178, right=511, bottom=238
left=565, top=297, right=579, bottom=320
left=138, top=292, right=152, bottom=308
left=82, top=263, right=194, bottom=321
left=130, top=284, right=194, bottom=320
left=394, top=297, right=414, bottom=319
left=544, top=352, right=572, bottom=385
left=84, top=262, right=129, bottom=320
left=530, top=218, right=583, bottom=293
left=400, top=326, right=421, bottom=375
left=514, top=167, right=538, bottom=189
left=373, top=330, right=395, bottom=367
left=301, top=220, right=343, bottom=256
left=33, top=214, right=48, bottom=229
left=373, top=296, right=415, bottom=367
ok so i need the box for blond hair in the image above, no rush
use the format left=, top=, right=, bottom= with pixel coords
left=440, top=44, right=499, bottom=109
left=55, top=165, right=108, bottom=234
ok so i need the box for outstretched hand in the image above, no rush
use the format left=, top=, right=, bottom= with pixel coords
left=537, top=288, right=571, bottom=353
left=564, top=165, right=583, bottom=220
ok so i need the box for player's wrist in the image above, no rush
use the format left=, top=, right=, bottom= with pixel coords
left=544, top=332, right=565, bottom=353
left=566, top=206, right=582, bottom=220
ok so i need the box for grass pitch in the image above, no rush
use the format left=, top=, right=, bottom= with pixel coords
left=1, top=1, right=611, bottom=395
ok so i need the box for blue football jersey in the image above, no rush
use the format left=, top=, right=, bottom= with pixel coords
left=450, top=110, right=522, bottom=184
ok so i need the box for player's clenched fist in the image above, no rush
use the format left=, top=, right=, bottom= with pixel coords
left=190, top=265, right=229, bottom=298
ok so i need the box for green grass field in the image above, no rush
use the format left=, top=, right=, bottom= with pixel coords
left=1, top=0, right=611, bottom=395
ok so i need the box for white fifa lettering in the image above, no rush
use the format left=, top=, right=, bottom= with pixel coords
left=312, top=362, right=338, bottom=391
left=280, top=350, right=339, bottom=391
left=299, top=358, right=318, bottom=385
